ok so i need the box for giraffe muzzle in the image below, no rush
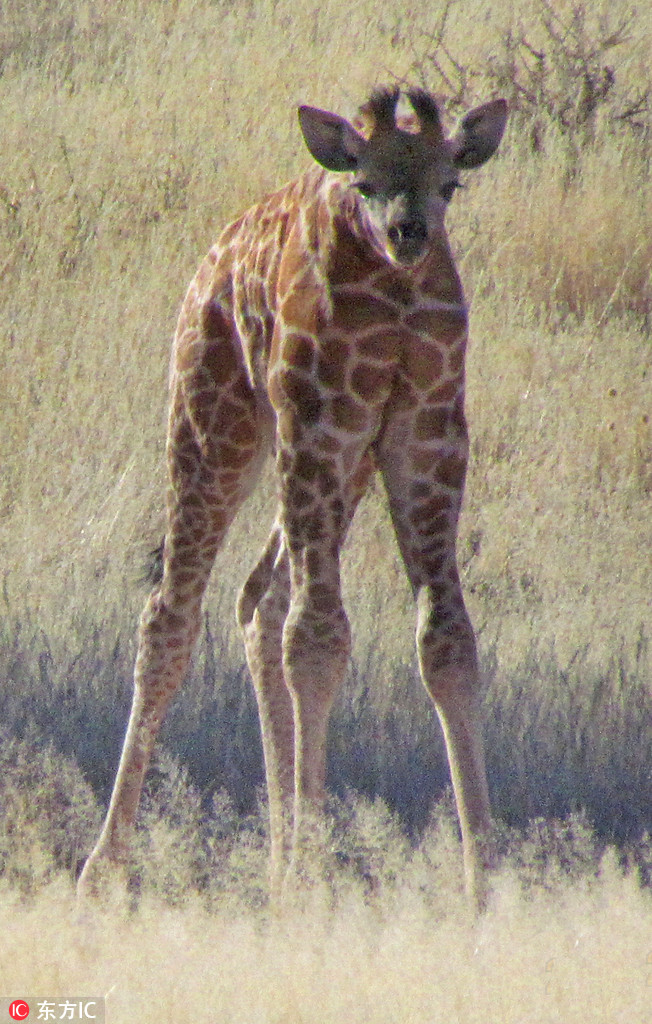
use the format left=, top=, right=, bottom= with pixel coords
left=387, top=218, right=429, bottom=264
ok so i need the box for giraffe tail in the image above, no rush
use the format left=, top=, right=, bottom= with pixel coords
left=139, top=536, right=165, bottom=588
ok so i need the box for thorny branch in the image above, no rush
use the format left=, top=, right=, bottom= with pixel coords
left=406, top=0, right=650, bottom=145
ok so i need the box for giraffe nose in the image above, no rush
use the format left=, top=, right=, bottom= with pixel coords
left=388, top=219, right=428, bottom=246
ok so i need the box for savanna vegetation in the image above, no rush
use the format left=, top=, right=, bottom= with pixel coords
left=0, top=1, right=651, bottom=1019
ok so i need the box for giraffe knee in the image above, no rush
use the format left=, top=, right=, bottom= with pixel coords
left=415, top=585, right=477, bottom=698
left=282, top=593, right=351, bottom=702
left=136, top=590, right=201, bottom=677
left=140, top=588, right=191, bottom=633
left=236, top=530, right=284, bottom=629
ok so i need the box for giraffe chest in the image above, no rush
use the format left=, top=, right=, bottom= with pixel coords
left=276, top=265, right=468, bottom=398
left=222, top=181, right=468, bottom=419
left=267, top=278, right=469, bottom=453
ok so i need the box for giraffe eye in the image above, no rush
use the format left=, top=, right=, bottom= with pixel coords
left=440, top=180, right=461, bottom=202
left=354, top=181, right=378, bottom=200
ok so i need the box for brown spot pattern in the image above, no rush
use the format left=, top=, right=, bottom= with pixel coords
left=87, top=91, right=501, bottom=907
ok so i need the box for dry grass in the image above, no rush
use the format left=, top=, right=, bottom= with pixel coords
left=0, top=851, right=650, bottom=1024
left=1, top=739, right=650, bottom=1024
left=0, top=0, right=651, bottom=1009
left=0, top=0, right=649, bottom=647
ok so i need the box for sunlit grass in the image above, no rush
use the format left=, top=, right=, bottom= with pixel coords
left=0, top=838, right=650, bottom=1024
left=1, top=0, right=649, bottom=646
left=0, top=3, right=651, bottom=1005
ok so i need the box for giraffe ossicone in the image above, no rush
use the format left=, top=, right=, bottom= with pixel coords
left=78, top=86, right=508, bottom=908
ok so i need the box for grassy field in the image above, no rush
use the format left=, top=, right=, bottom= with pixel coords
left=1, top=848, right=651, bottom=1024
left=0, top=0, right=651, bottom=1017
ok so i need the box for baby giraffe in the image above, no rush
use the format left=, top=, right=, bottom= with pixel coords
left=78, top=86, right=507, bottom=907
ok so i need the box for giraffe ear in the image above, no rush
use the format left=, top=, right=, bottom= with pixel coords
left=298, top=105, right=366, bottom=172
left=451, top=99, right=508, bottom=170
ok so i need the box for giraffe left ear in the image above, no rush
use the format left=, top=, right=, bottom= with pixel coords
left=298, top=106, right=367, bottom=172
left=451, top=99, right=508, bottom=170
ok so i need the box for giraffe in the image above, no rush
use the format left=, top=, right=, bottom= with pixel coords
left=78, top=87, right=508, bottom=907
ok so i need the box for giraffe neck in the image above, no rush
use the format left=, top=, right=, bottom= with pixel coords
left=194, top=166, right=467, bottom=398
left=305, top=168, right=467, bottom=309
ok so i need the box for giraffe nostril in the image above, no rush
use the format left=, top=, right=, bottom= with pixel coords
left=401, top=219, right=427, bottom=242
left=389, top=220, right=428, bottom=246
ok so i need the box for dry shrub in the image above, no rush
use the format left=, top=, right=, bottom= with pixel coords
left=0, top=728, right=101, bottom=893
left=410, top=0, right=650, bottom=141
left=1, top=780, right=651, bottom=1024
left=405, top=0, right=652, bottom=321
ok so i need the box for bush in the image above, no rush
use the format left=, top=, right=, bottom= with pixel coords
left=409, top=0, right=650, bottom=148
left=0, top=727, right=101, bottom=893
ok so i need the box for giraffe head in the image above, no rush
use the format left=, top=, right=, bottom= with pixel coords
left=298, top=87, right=507, bottom=267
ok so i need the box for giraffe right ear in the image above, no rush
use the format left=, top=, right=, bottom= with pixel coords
left=451, top=99, right=508, bottom=169
left=298, top=106, right=366, bottom=172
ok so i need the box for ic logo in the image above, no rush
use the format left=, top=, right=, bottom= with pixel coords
left=9, top=1002, right=30, bottom=1021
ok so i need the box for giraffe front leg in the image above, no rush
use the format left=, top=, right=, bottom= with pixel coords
left=415, top=583, right=493, bottom=908
left=237, top=525, right=295, bottom=897
left=283, top=556, right=352, bottom=879
left=377, top=402, right=493, bottom=910
left=275, top=447, right=372, bottom=884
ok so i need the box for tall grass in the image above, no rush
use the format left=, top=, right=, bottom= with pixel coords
left=1, top=0, right=651, bottom=908
left=0, top=833, right=651, bottom=1024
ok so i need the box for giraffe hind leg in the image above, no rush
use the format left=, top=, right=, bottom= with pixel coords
left=79, top=505, right=229, bottom=896
left=78, top=314, right=267, bottom=898
left=237, top=524, right=295, bottom=896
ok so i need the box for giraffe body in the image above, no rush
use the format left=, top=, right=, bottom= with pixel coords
left=79, top=88, right=507, bottom=905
